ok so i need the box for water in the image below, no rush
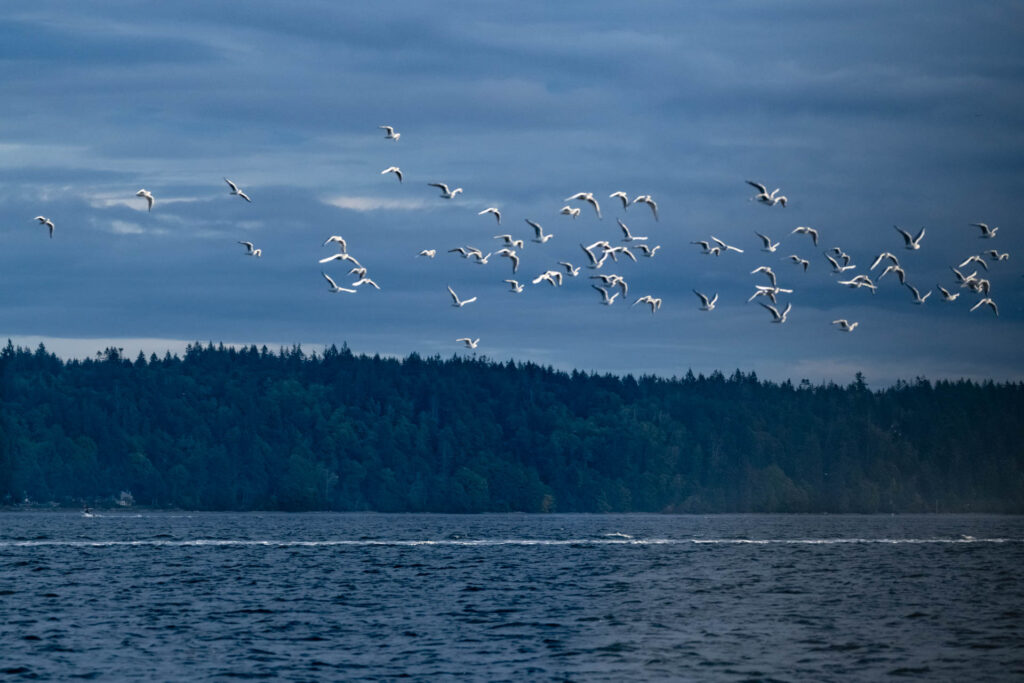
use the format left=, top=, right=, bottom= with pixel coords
left=2, top=513, right=1022, bottom=681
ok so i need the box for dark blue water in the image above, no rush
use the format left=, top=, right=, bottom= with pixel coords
left=1, top=513, right=1022, bottom=681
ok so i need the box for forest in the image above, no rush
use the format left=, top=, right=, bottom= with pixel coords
left=1, top=340, right=1022, bottom=513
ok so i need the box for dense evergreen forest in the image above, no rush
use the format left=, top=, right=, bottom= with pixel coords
left=1, top=340, right=1022, bottom=513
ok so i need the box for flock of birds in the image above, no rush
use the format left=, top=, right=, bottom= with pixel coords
left=28, top=123, right=1012, bottom=353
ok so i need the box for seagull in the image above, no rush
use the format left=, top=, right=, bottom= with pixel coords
left=525, top=219, right=554, bottom=243
left=456, top=338, right=480, bottom=349
left=788, top=255, right=809, bottom=271
left=751, top=266, right=778, bottom=287
left=565, top=192, right=601, bottom=219
left=348, top=266, right=368, bottom=279
left=760, top=301, right=792, bottom=323
left=792, top=226, right=818, bottom=246
left=224, top=178, right=251, bottom=202
left=711, top=236, right=744, bottom=253
left=478, top=207, right=501, bottom=224
left=936, top=285, right=960, bottom=301
left=837, top=275, right=877, bottom=292
left=532, top=270, right=563, bottom=286
left=417, top=249, right=436, bottom=258
left=755, top=231, right=780, bottom=252
left=617, top=218, right=647, bottom=242
left=970, top=222, right=998, bottom=238
left=608, top=245, right=638, bottom=262
left=34, top=215, right=55, bottom=238
left=636, top=244, right=660, bottom=258
left=579, top=242, right=608, bottom=269
left=558, top=261, right=581, bottom=277
left=905, top=282, right=931, bottom=304
left=632, top=295, right=662, bottom=314
left=966, top=278, right=991, bottom=296
left=869, top=252, right=899, bottom=270
left=381, top=166, right=403, bottom=182
left=746, top=180, right=787, bottom=207
left=958, top=254, right=989, bottom=271
left=748, top=286, right=793, bottom=303
left=832, top=319, right=859, bottom=332
left=895, top=225, right=926, bottom=250
left=238, top=241, right=261, bottom=257
left=559, top=206, right=581, bottom=219
left=691, top=240, right=716, bottom=254
left=493, top=234, right=524, bottom=249
left=609, top=191, right=630, bottom=210
left=323, top=235, right=348, bottom=252
left=878, top=264, right=907, bottom=284
left=322, top=272, right=356, bottom=293
left=319, top=253, right=362, bottom=267
left=448, top=246, right=483, bottom=259
left=504, top=279, right=524, bottom=293
left=824, top=252, right=856, bottom=273
left=970, top=298, right=999, bottom=316
left=428, top=182, right=462, bottom=199
left=496, top=249, right=519, bottom=272
left=693, top=290, right=718, bottom=311
left=985, top=250, right=1010, bottom=262
left=591, top=285, right=619, bottom=306
left=470, top=251, right=493, bottom=265
left=631, top=194, right=659, bottom=220
left=379, top=125, right=400, bottom=141
left=950, top=266, right=974, bottom=286
left=352, top=276, right=381, bottom=290
left=135, top=189, right=154, bottom=211
left=448, top=286, right=477, bottom=307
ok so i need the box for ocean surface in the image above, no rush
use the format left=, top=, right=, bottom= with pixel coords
left=1, top=513, right=1022, bottom=681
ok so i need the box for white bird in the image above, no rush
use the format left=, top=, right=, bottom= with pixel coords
left=135, top=189, right=154, bottom=211
left=632, top=295, right=662, bottom=314
left=348, top=266, right=368, bottom=279
left=905, top=282, right=931, bottom=304
left=748, top=285, right=794, bottom=303
left=448, top=285, right=477, bottom=307
left=869, top=252, right=899, bottom=270
left=608, top=245, right=638, bottom=262
left=565, top=192, right=601, bottom=219
left=559, top=206, right=581, bottom=219
left=970, top=298, right=999, bottom=316
left=755, top=231, right=779, bottom=252
left=532, top=270, right=563, bottom=286
left=526, top=219, right=554, bottom=243
left=824, top=252, right=856, bottom=273
left=591, top=285, right=619, bottom=306
left=792, top=226, right=818, bottom=246
left=323, top=235, right=348, bottom=252
left=504, top=279, right=524, bottom=293
left=448, top=246, right=483, bottom=259
left=478, top=207, right=501, bottom=224
left=34, top=215, right=55, bottom=238
left=746, top=180, right=787, bottom=207
left=895, top=225, right=926, bottom=250
left=579, top=242, right=608, bottom=269
left=493, top=234, right=524, bottom=249
left=693, top=290, right=718, bottom=311
left=322, top=272, right=356, bottom=293
left=381, top=166, right=403, bottom=182
left=224, top=178, right=251, bottom=202
left=609, top=191, right=630, bottom=210
left=631, top=194, right=659, bottom=220
left=837, top=275, right=877, bottom=292
left=617, top=218, right=647, bottom=242
left=428, top=182, right=463, bottom=199
left=788, top=255, right=809, bottom=271
left=711, top=236, right=744, bottom=254
left=417, top=249, right=436, bottom=258
left=878, top=264, right=907, bottom=284
left=832, top=319, right=859, bottom=332
left=497, top=249, right=519, bottom=272
left=352, top=276, right=381, bottom=290
left=985, top=249, right=1010, bottom=262
left=636, top=244, right=660, bottom=258
left=319, top=253, right=362, bottom=267
left=456, top=337, right=480, bottom=349
left=470, top=251, right=493, bottom=265
left=379, top=125, right=400, bottom=141
left=751, top=266, right=778, bottom=287
left=558, top=261, right=581, bottom=277
left=958, top=254, right=989, bottom=271
left=970, top=222, right=998, bottom=238
left=760, top=301, right=792, bottom=323
left=936, top=285, right=960, bottom=302
left=238, top=241, right=261, bottom=257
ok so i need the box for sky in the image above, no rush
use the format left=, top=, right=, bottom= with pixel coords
left=2, top=1, right=1023, bottom=386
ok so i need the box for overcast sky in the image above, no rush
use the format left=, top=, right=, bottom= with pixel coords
left=2, top=2, right=1022, bottom=386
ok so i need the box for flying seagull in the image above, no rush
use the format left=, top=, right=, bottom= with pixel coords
left=618, top=219, right=647, bottom=242
left=760, top=301, right=792, bottom=323
left=832, top=319, right=859, bottom=332
left=609, top=191, right=630, bottom=210
left=631, top=194, right=659, bottom=220
left=135, top=189, right=154, bottom=211
left=428, top=182, right=463, bottom=199
left=448, top=285, right=477, bottom=307
left=417, top=249, right=436, bottom=258
left=379, top=125, right=400, bottom=141
left=565, top=192, right=602, bottom=219
left=969, top=298, right=999, bottom=316
left=34, top=215, right=55, bottom=238
left=894, top=225, right=926, bottom=250
left=322, top=272, right=356, bottom=293
left=238, top=241, right=261, bottom=257
left=381, top=166, right=403, bottom=182
left=746, top=180, right=787, bottom=207
left=323, top=235, right=347, bottom=252
left=693, top=290, right=718, bottom=311
left=559, top=206, right=581, bottom=219
left=591, top=285, right=619, bottom=306
left=478, top=207, right=501, bottom=225
left=755, top=231, right=779, bottom=252
left=526, top=219, right=553, bottom=243
left=224, top=178, right=251, bottom=202
left=970, top=222, right=998, bottom=238
left=905, top=282, right=931, bottom=304
left=792, top=226, right=818, bottom=246
left=456, top=337, right=480, bottom=349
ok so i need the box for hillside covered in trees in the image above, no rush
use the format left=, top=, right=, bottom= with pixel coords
left=1, top=341, right=1022, bottom=512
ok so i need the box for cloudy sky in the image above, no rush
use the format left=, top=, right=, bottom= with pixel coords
left=2, top=2, right=1022, bottom=386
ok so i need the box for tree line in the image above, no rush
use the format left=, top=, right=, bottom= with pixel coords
left=1, top=340, right=1021, bottom=512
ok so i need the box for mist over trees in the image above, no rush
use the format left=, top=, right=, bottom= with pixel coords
left=1, top=341, right=1021, bottom=513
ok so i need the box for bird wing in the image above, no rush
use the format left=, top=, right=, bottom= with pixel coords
left=428, top=182, right=449, bottom=193
left=322, top=272, right=338, bottom=288
left=224, top=178, right=239, bottom=192
left=760, top=302, right=780, bottom=319
left=692, top=290, right=708, bottom=306
left=746, top=180, right=767, bottom=194
left=447, top=286, right=459, bottom=304
left=894, top=225, right=912, bottom=244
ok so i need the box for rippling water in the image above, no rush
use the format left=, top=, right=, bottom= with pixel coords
left=2, top=513, right=1022, bottom=681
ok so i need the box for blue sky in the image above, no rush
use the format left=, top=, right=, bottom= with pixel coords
left=2, top=2, right=1022, bottom=385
